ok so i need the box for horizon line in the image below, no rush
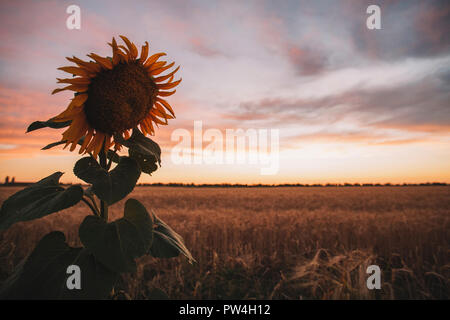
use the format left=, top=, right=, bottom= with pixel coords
left=2, top=181, right=449, bottom=188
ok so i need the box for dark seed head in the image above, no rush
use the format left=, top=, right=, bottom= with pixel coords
left=84, top=62, right=157, bottom=134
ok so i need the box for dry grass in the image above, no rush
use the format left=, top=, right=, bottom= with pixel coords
left=0, top=186, right=449, bottom=299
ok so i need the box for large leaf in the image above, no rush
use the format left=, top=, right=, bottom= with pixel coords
left=79, top=199, right=153, bottom=273
left=115, top=129, right=161, bottom=175
left=0, top=231, right=117, bottom=299
left=27, top=119, right=71, bottom=133
left=107, top=149, right=121, bottom=163
left=73, top=156, right=140, bottom=205
left=149, top=212, right=195, bottom=264
left=129, top=149, right=158, bottom=175
left=0, top=172, right=83, bottom=230
left=41, top=140, right=68, bottom=150
left=41, top=137, right=85, bottom=150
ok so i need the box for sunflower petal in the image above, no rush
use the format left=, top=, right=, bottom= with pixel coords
left=151, top=107, right=167, bottom=119
left=66, top=56, right=100, bottom=73
left=61, top=113, right=88, bottom=146
left=156, top=98, right=176, bottom=117
left=144, top=52, right=166, bottom=68
left=147, top=61, right=166, bottom=72
left=155, top=102, right=175, bottom=119
left=88, top=53, right=113, bottom=70
left=139, top=41, right=149, bottom=62
left=79, top=128, right=94, bottom=154
left=52, top=84, right=88, bottom=95
left=120, top=35, right=138, bottom=59
left=158, top=90, right=176, bottom=97
left=66, top=56, right=88, bottom=66
left=104, top=134, right=112, bottom=152
left=57, top=77, right=91, bottom=85
left=139, top=122, right=150, bottom=136
left=58, top=66, right=90, bottom=77
left=52, top=94, right=88, bottom=122
left=149, top=62, right=175, bottom=76
left=88, top=132, right=105, bottom=158
left=123, top=129, right=131, bottom=140
left=149, top=114, right=168, bottom=125
left=157, top=78, right=182, bottom=90
left=141, top=118, right=155, bottom=135
left=153, top=66, right=180, bottom=82
left=110, top=37, right=121, bottom=65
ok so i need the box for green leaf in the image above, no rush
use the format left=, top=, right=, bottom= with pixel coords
left=149, top=212, right=195, bottom=263
left=27, top=119, right=71, bottom=133
left=41, top=137, right=85, bottom=150
left=41, top=140, right=68, bottom=150
left=0, top=231, right=117, bottom=299
left=107, top=150, right=121, bottom=164
left=129, top=148, right=158, bottom=175
left=73, top=156, right=140, bottom=205
left=79, top=199, right=153, bottom=273
left=115, top=129, right=161, bottom=175
left=0, top=172, right=83, bottom=230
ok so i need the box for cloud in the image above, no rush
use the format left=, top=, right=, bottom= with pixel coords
left=189, top=37, right=224, bottom=57
left=286, top=45, right=327, bottom=76
left=222, top=62, right=450, bottom=147
left=349, top=0, right=450, bottom=61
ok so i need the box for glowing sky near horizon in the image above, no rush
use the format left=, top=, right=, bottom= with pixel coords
left=0, top=0, right=449, bottom=184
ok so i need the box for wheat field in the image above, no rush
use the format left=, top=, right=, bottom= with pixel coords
left=0, top=186, right=449, bottom=299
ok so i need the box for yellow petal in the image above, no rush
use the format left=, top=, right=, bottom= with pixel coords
left=144, top=52, right=166, bottom=68
left=155, top=102, right=174, bottom=119
left=123, top=129, right=131, bottom=140
left=104, top=134, right=112, bottom=152
left=139, top=122, right=149, bottom=135
left=147, top=61, right=166, bottom=72
left=61, top=113, right=88, bottom=145
left=66, top=56, right=96, bottom=72
left=58, top=66, right=90, bottom=77
left=149, top=114, right=168, bottom=125
left=52, top=94, right=88, bottom=122
left=120, top=35, right=138, bottom=59
left=52, top=84, right=88, bottom=95
left=141, top=118, right=154, bottom=135
left=158, top=89, right=176, bottom=97
left=87, top=133, right=105, bottom=158
left=57, top=77, right=91, bottom=85
left=149, top=62, right=175, bottom=76
left=157, top=78, right=182, bottom=90
left=88, top=53, right=113, bottom=70
left=79, top=128, right=94, bottom=154
left=139, top=41, right=149, bottom=62
left=110, top=37, right=121, bottom=65
left=156, top=98, right=175, bottom=117
left=153, top=66, right=180, bottom=82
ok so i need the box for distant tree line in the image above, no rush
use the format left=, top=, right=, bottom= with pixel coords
left=4, top=176, right=15, bottom=185
left=2, top=176, right=31, bottom=187
left=137, top=182, right=449, bottom=188
left=2, top=177, right=448, bottom=188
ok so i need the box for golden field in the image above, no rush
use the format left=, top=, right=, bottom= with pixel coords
left=0, top=186, right=449, bottom=299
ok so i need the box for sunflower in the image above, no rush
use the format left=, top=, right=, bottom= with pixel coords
left=51, top=35, right=181, bottom=158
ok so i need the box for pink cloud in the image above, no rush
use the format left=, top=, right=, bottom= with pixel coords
left=189, top=37, right=223, bottom=57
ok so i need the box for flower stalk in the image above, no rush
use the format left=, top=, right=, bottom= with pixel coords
left=99, top=147, right=109, bottom=222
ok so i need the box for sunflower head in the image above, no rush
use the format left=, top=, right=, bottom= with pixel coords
left=51, top=35, right=181, bottom=158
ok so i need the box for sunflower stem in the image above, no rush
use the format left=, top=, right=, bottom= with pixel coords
left=99, top=147, right=109, bottom=222
left=81, top=197, right=99, bottom=216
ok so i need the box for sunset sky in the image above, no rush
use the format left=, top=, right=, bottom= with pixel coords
left=0, top=0, right=449, bottom=184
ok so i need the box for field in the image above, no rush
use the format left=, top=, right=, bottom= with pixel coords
left=0, top=186, right=449, bottom=299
